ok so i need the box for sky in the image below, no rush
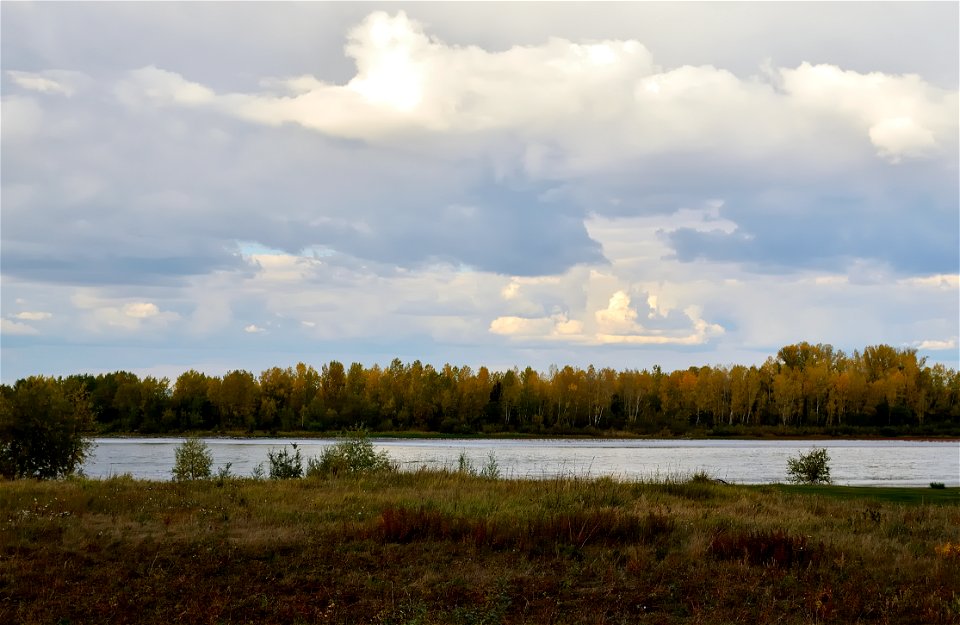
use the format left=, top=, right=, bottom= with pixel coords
left=1, top=2, right=958, bottom=384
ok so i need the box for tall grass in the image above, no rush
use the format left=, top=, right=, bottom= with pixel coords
left=2, top=471, right=958, bottom=624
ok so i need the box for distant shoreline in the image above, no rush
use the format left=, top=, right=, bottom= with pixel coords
left=91, top=431, right=960, bottom=442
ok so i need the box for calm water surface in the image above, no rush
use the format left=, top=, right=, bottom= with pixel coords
left=83, top=438, right=959, bottom=486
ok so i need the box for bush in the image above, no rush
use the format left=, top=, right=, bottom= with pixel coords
left=172, top=437, right=213, bottom=481
left=480, top=452, right=501, bottom=480
left=307, top=429, right=393, bottom=477
left=268, top=443, right=303, bottom=479
left=786, top=447, right=832, bottom=484
left=456, top=451, right=474, bottom=474
left=250, top=463, right=265, bottom=480
left=930, top=482, right=946, bottom=489
left=214, top=462, right=233, bottom=486
left=0, top=376, right=94, bottom=479
left=690, top=470, right=714, bottom=483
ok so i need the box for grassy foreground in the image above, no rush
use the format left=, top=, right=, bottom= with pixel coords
left=2, top=473, right=958, bottom=624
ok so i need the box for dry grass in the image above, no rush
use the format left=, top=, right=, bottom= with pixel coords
left=1, top=472, right=958, bottom=624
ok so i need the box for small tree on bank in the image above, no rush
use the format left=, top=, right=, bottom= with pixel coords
left=268, top=443, right=303, bottom=479
left=787, top=448, right=832, bottom=484
left=172, top=436, right=213, bottom=481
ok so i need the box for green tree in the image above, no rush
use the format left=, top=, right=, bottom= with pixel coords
left=0, top=376, right=95, bottom=479
left=172, top=436, right=212, bottom=480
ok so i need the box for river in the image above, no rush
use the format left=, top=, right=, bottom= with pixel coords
left=82, top=437, right=959, bottom=486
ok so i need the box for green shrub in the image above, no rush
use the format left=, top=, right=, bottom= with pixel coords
left=480, top=451, right=501, bottom=480
left=307, top=430, right=393, bottom=477
left=786, top=447, right=832, bottom=484
left=930, top=482, right=946, bottom=489
left=172, top=436, right=213, bottom=481
left=268, top=444, right=303, bottom=479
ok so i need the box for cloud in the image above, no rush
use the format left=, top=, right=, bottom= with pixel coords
left=596, top=314, right=725, bottom=346
left=69, top=292, right=179, bottom=331
left=868, top=117, right=936, bottom=162
left=122, top=10, right=657, bottom=144
left=7, top=70, right=87, bottom=97
left=244, top=324, right=266, bottom=334
left=779, top=63, right=955, bottom=162
left=115, top=66, right=216, bottom=108
left=13, top=311, right=52, bottom=321
left=593, top=292, right=725, bottom=346
left=10, top=73, right=72, bottom=95
left=117, top=12, right=956, bottom=170
left=5, top=10, right=956, bottom=286
left=1, top=4, right=956, bottom=381
left=246, top=252, right=322, bottom=283
left=94, top=10, right=958, bottom=278
left=490, top=313, right=583, bottom=340
left=915, top=338, right=957, bottom=351
left=1, top=319, right=39, bottom=336
left=898, top=274, right=960, bottom=290
left=123, top=302, right=159, bottom=318
left=489, top=289, right=724, bottom=347
left=595, top=291, right=640, bottom=334
left=0, top=95, right=44, bottom=143
left=489, top=315, right=556, bottom=338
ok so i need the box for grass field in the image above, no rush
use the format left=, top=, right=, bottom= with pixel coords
left=2, top=472, right=958, bottom=624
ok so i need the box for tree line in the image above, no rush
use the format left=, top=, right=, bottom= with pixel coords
left=2, top=343, right=959, bottom=439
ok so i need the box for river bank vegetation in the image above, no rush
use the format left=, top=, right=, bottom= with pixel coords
left=2, top=469, right=958, bottom=624
left=3, top=343, right=958, bottom=440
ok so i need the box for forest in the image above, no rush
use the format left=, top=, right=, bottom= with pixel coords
left=2, top=342, right=958, bottom=437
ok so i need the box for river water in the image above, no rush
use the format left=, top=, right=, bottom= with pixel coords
left=82, top=438, right=959, bottom=486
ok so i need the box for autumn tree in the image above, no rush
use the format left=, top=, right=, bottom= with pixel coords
left=173, top=370, right=215, bottom=429
left=216, top=370, right=259, bottom=431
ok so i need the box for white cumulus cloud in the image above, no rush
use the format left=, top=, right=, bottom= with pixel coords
left=780, top=62, right=956, bottom=162
left=115, top=12, right=957, bottom=171
left=915, top=338, right=958, bottom=351
left=123, top=302, right=160, bottom=318
left=595, top=290, right=640, bottom=334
